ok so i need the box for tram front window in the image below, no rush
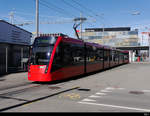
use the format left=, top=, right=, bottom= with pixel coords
left=30, top=36, right=57, bottom=65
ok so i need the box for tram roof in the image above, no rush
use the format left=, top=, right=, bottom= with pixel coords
left=85, top=42, right=103, bottom=48
left=62, top=37, right=84, bottom=45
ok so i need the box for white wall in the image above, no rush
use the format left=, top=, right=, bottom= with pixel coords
left=129, top=50, right=136, bottom=63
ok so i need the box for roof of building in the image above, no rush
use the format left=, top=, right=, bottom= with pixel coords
left=116, top=46, right=149, bottom=50
left=85, top=27, right=131, bottom=32
left=0, top=20, right=32, bottom=34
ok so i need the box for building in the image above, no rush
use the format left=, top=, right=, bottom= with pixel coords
left=78, top=27, right=150, bottom=62
left=0, top=20, right=32, bottom=75
left=79, top=27, right=139, bottom=47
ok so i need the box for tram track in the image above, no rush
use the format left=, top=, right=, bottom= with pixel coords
left=0, top=82, right=32, bottom=91
left=0, top=86, right=80, bottom=112
left=0, top=74, right=80, bottom=103
left=0, top=79, right=74, bottom=97
left=0, top=84, right=41, bottom=97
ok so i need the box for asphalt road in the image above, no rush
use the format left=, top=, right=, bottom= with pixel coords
left=0, top=63, right=150, bottom=112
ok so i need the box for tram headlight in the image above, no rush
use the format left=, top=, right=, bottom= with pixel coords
left=47, top=52, right=50, bottom=56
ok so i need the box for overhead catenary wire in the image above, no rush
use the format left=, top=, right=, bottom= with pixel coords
left=15, top=0, right=96, bottom=26
left=39, top=0, right=113, bottom=27
left=35, top=0, right=96, bottom=29
left=60, top=0, right=104, bottom=27
left=33, top=0, right=67, bottom=17
left=39, top=0, right=77, bottom=18
left=71, top=0, right=102, bottom=18
left=60, top=0, right=97, bottom=29
left=70, top=0, right=113, bottom=27
left=11, top=0, right=75, bottom=26
left=14, top=10, right=74, bottom=23
left=13, top=0, right=97, bottom=28
left=61, top=0, right=94, bottom=18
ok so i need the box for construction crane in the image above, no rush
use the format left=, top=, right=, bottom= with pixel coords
left=8, top=10, right=84, bottom=26
left=14, top=17, right=95, bottom=26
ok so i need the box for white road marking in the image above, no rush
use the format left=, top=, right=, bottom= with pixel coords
left=89, top=95, right=101, bottom=98
left=142, top=90, right=150, bottom=93
left=105, top=87, right=115, bottom=90
left=96, top=92, right=106, bottom=95
left=117, top=88, right=125, bottom=90
left=78, top=102, right=150, bottom=112
left=81, top=99, right=96, bottom=102
left=100, top=90, right=112, bottom=93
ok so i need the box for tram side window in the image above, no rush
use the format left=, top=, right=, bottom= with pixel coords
left=104, top=50, right=107, bottom=61
left=119, top=52, right=124, bottom=61
left=71, top=44, right=84, bottom=65
left=124, top=53, right=129, bottom=60
left=51, top=44, right=63, bottom=72
left=121, top=53, right=124, bottom=61
left=52, top=42, right=74, bottom=72
left=104, top=50, right=109, bottom=62
left=112, top=50, right=115, bottom=62
left=86, top=46, right=96, bottom=62
left=62, top=42, right=84, bottom=67
left=109, top=50, right=112, bottom=62
left=95, top=49, right=103, bottom=62
left=114, top=51, right=119, bottom=62
left=62, top=43, right=73, bottom=66
left=118, top=52, right=120, bottom=61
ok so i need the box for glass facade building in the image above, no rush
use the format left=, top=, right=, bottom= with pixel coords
left=79, top=27, right=139, bottom=47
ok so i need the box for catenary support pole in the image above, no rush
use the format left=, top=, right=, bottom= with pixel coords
left=36, top=0, right=39, bottom=37
left=6, top=47, right=8, bottom=73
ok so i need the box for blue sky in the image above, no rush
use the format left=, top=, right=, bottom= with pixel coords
left=0, top=0, right=150, bottom=38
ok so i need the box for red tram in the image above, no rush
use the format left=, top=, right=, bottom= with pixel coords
left=28, top=34, right=129, bottom=82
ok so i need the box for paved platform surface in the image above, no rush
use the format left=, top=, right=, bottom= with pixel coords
left=0, top=63, right=150, bottom=112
